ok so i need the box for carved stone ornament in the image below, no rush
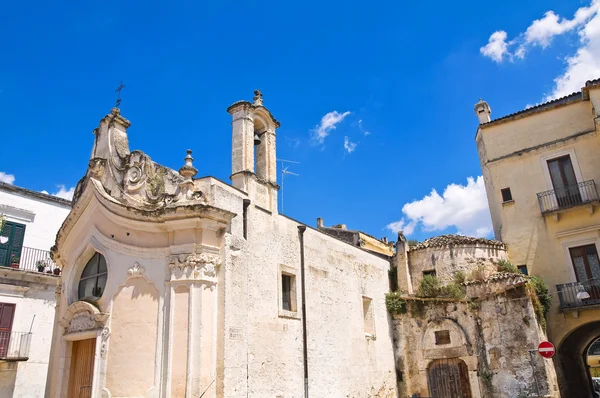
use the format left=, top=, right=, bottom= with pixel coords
left=128, top=262, right=145, bottom=276
left=100, top=327, right=110, bottom=359
left=167, top=252, right=220, bottom=282
left=67, top=312, right=97, bottom=333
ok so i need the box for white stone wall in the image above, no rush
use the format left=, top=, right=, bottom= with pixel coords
left=221, top=198, right=397, bottom=398
left=0, top=188, right=71, bottom=252
left=0, top=271, right=58, bottom=398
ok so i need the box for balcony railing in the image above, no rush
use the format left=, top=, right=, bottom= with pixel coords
left=537, top=180, right=599, bottom=214
left=557, top=280, right=600, bottom=310
left=2, top=246, right=60, bottom=275
left=0, top=331, right=32, bottom=361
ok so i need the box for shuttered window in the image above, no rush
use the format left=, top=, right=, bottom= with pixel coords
left=0, top=222, right=26, bottom=267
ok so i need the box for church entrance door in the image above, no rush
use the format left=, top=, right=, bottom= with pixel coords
left=427, top=358, right=472, bottom=398
left=67, top=338, right=96, bottom=398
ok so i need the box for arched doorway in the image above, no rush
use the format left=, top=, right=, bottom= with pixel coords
left=427, top=358, right=472, bottom=398
left=557, top=321, right=600, bottom=397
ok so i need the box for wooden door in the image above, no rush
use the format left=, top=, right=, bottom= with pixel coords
left=427, top=358, right=472, bottom=398
left=547, top=155, right=581, bottom=207
left=67, top=338, right=96, bottom=398
left=0, top=303, right=15, bottom=357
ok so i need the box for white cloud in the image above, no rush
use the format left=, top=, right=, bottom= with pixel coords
left=43, top=185, right=75, bottom=200
left=0, top=172, right=15, bottom=185
left=481, top=1, right=600, bottom=100
left=343, top=136, right=357, bottom=153
left=311, top=111, right=351, bottom=144
left=480, top=31, right=511, bottom=62
left=385, top=176, right=493, bottom=237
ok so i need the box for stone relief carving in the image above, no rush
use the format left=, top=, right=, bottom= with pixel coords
left=100, top=327, right=110, bottom=359
left=67, top=311, right=97, bottom=333
left=167, top=252, right=221, bottom=282
left=128, top=262, right=145, bottom=276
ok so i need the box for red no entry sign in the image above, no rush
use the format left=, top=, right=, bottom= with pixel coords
left=538, top=341, right=555, bottom=358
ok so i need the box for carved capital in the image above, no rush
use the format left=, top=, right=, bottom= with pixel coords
left=167, top=252, right=220, bottom=283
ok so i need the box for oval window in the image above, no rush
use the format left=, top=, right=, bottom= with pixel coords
left=78, top=252, right=108, bottom=300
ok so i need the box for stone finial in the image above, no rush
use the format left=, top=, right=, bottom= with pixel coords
left=253, top=89, right=263, bottom=106
left=474, top=99, right=492, bottom=124
left=179, top=149, right=198, bottom=181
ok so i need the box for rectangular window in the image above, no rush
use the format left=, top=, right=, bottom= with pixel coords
left=242, top=199, right=251, bottom=240
left=434, top=330, right=451, bottom=345
left=423, top=270, right=436, bottom=278
left=501, top=188, right=513, bottom=202
left=0, top=302, right=16, bottom=357
left=281, top=273, right=296, bottom=312
left=518, top=265, right=528, bottom=275
left=362, top=297, right=375, bottom=336
left=569, top=244, right=600, bottom=284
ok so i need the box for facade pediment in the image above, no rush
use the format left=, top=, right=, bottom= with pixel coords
left=59, top=301, right=108, bottom=335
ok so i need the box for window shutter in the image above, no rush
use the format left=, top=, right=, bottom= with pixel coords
left=9, top=223, right=25, bottom=262
left=0, top=303, right=15, bottom=331
left=0, top=223, right=12, bottom=267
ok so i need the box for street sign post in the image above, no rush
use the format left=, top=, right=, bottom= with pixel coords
left=538, top=341, right=555, bottom=359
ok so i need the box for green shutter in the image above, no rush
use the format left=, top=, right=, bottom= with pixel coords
left=0, top=222, right=26, bottom=267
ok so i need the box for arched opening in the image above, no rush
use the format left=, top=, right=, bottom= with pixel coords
left=253, top=116, right=267, bottom=179
left=557, top=320, right=600, bottom=397
left=427, top=358, right=472, bottom=398
left=587, top=338, right=600, bottom=396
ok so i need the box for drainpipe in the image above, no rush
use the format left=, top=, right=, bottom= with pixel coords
left=297, top=225, right=309, bottom=398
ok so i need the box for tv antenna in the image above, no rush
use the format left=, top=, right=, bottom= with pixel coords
left=278, top=158, right=299, bottom=214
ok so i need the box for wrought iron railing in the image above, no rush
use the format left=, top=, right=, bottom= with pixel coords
left=0, top=331, right=32, bottom=361
left=537, top=180, right=599, bottom=214
left=2, top=246, right=60, bottom=274
left=557, top=280, right=600, bottom=310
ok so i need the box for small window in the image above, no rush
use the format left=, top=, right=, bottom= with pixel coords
left=423, top=270, right=436, bottom=278
left=518, top=265, right=528, bottom=275
left=434, top=330, right=451, bottom=345
left=501, top=188, right=513, bottom=203
left=362, top=297, right=375, bottom=336
left=78, top=252, right=108, bottom=300
left=281, top=273, right=296, bottom=312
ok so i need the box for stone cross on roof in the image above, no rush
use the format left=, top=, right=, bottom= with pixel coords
left=253, top=89, right=263, bottom=106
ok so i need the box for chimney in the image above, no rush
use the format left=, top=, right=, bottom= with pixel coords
left=317, top=217, right=324, bottom=229
left=474, top=99, right=492, bottom=124
left=382, top=237, right=388, bottom=243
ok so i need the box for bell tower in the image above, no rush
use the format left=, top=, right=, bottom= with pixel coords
left=227, top=90, right=280, bottom=212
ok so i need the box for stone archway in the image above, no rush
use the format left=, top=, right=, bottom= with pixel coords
left=427, top=358, right=472, bottom=398
left=557, top=320, right=600, bottom=397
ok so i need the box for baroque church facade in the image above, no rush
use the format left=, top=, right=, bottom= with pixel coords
left=46, top=92, right=397, bottom=398
left=45, top=91, right=559, bottom=398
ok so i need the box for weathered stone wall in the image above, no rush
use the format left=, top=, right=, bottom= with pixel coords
left=406, top=244, right=507, bottom=293
left=393, top=283, right=559, bottom=398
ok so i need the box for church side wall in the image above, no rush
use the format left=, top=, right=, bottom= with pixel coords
left=221, top=203, right=397, bottom=398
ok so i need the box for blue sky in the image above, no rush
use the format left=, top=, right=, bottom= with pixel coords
left=1, top=0, right=599, bottom=243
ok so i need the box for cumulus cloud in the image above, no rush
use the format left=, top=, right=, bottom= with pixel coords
left=385, top=176, right=493, bottom=237
left=0, top=172, right=15, bottom=185
left=481, top=1, right=600, bottom=100
left=311, top=111, right=351, bottom=144
left=343, top=136, right=357, bottom=153
left=480, top=31, right=512, bottom=62
left=42, top=185, right=75, bottom=200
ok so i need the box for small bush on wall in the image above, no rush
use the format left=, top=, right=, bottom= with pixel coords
left=385, top=292, right=407, bottom=315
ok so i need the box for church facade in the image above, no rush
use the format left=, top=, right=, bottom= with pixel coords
left=45, top=92, right=397, bottom=398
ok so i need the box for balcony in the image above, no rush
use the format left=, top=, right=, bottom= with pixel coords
left=557, top=280, right=600, bottom=310
left=0, top=331, right=32, bottom=361
left=1, top=246, right=60, bottom=275
left=537, top=180, right=599, bottom=216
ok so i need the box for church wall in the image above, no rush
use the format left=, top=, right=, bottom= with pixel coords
left=220, top=201, right=397, bottom=398
left=407, top=244, right=507, bottom=292
left=106, top=277, right=160, bottom=396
